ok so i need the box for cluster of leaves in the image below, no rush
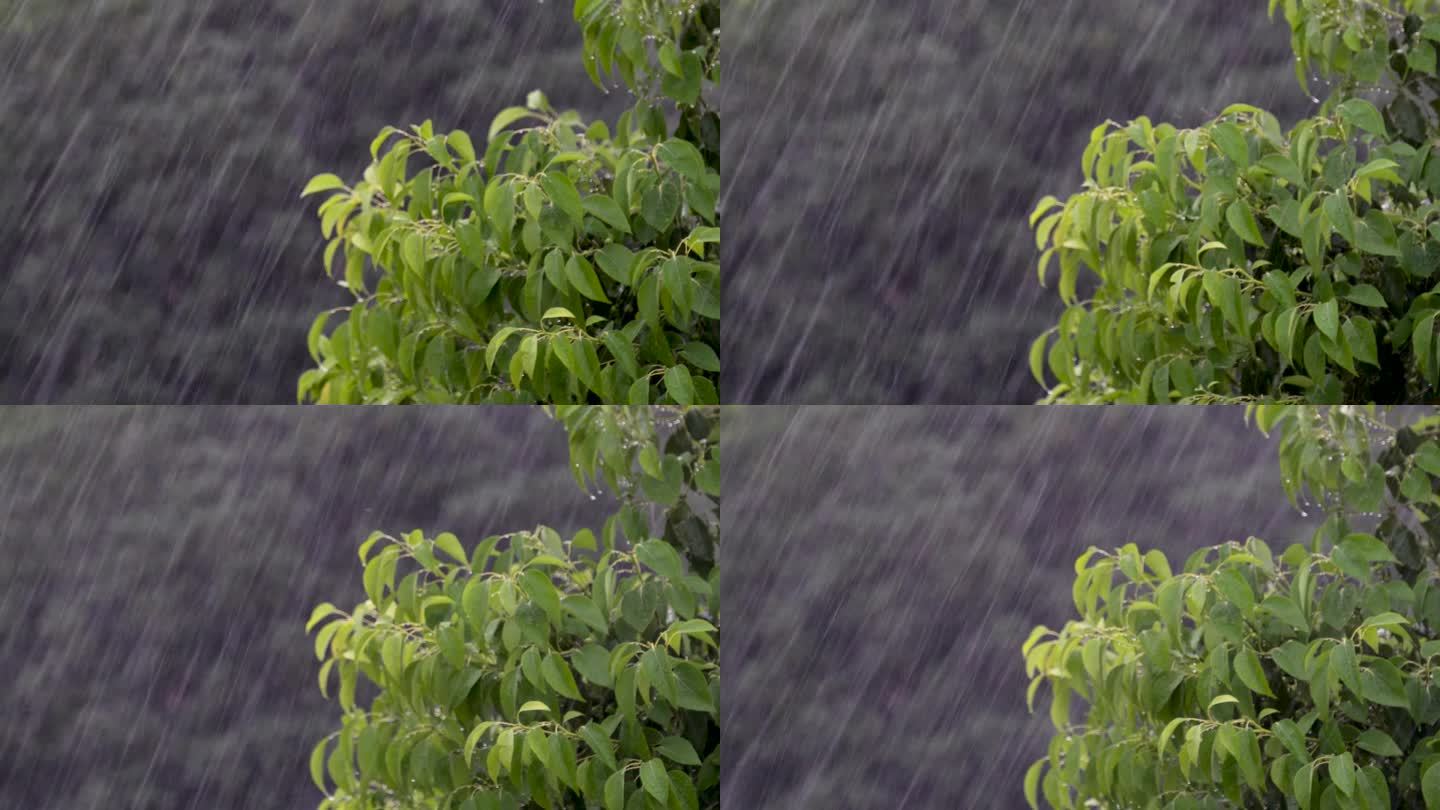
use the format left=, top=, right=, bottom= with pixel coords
left=298, top=1, right=720, bottom=405
left=1030, top=0, right=1440, bottom=403
left=306, top=406, right=719, bottom=810
left=1023, top=406, right=1440, bottom=808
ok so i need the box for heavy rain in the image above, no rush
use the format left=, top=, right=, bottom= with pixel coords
left=723, top=406, right=1318, bottom=807
left=0, top=0, right=627, bottom=403
left=725, top=0, right=1317, bottom=403
left=0, top=407, right=614, bottom=807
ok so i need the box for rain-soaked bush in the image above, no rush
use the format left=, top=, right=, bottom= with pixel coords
left=1030, top=0, right=1440, bottom=403
left=306, top=406, right=719, bottom=810
left=298, top=2, right=720, bottom=404
left=1024, top=405, right=1440, bottom=808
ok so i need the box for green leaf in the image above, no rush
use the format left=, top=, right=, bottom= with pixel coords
left=306, top=602, right=339, bottom=632
left=541, top=652, right=582, bottom=700
left=1024, top=760, right=1044, bottom=810
left=517, top=334, right=539, bottom=382
left=641, top=180, right=681, bottom=232
left=1211, top=122, right=1250, bottom=167
left=1343, top=284, right=1386, bottom=308
left=484, top=179, right=516, bottom=244
left=1330, top=752, right=1355, bottom=796
left=658, top=41, right=683, bottom=77
left=1158, top=717, right=1187, bottom=754
left=485, top=327, right=519, bottom=371
left=582, top=195, right=632, bottom=233
left=520, top=568, right=563, bottom=625
left=433, top=531, right=466, bottom=564
left=540, top=172, right=586, bottom=227
left=302, top=173, right=346, bottom=197
left=1314, top=299, right=1340, bottom=340
left=1356, top=729, right=1402, bottom=757
left=1295, top=761, right=1315, bottom=809
left=1235, top=645, right=1274, bottom=697
left=1354, top=158, right=1402, bottom=185
left=595, top=244, right=637, bottom=285
left=1424, top=761, right=1440, bottom=808
left=1208, top=694, right=1240, bottom=713
left=604, top=769, right=626, bottom=810
left=1357, top=611, right=1409, bottom=631
left=1324, top=193, right=1356, bottom=243
left=1271, top=719, right=1309, bottom=759
left=1413, top=39, right=1438, bottom=73
left=655, top=736, right=702, bottom=766
left=657, top=139, right=706, bottom=184
left=561, top=595, right=609, bottom=634
left=565, top=255, right=610, bottom=303
left=489, top=106, right=540, bottom=140
left=1225, top=200, right=1265, bottom=246
left=1418, top=441, right=1440, bottom=476
left=1417, top=311, right=1438, bottom=383
left=1332, top=641, right=1362, bottom=695
left=571, top=643, right=613, bottom=688
left=448, top=130, right=476, bottom=165
left=1260, top=594, right=1309, bottom=631
left=309, top=739, right=329, bottom=790
left=661, top=50, right=703, bottom=105
left=461, top=579, right=490, bottom=637
left=663, top=365, right=695, bottom=406
left=1338, top=98, right=1386, bottom=137
left=639, top=758, right=669, bottom=803
left=381, top=632, right=405, bottom=680
left=1259, top=153, right=1305, bottom=186
left=604, top=331, right=640, bottom=379
left=1337, top=533, right=1397, bottom=564
left=636, top=540, right=685, bottom=580
left=680, top=342, right=720, bottom=373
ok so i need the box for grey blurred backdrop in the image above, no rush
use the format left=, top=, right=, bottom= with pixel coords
left=722, top=406, right=1319, bottom=808
left=0, top=407, right=612, bottom=808
left=724, top=0, right=1316, bottom=403
left=0, top=0, right=625, bottom=403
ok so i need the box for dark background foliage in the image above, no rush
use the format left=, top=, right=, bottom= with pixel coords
left=722, top=406, right=1319, bottom=808
left=0, top=407, right=613, bottom=808
left=0, top=0, right=625, bottom=403
left=724, top=0, right=1318, bottom=403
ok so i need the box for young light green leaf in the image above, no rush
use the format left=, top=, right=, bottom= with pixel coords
left=302, top=173, right=346, bottom=197
left=489, top=106, right=540, bottom=139
left=433, top=531, right=466, bottom=564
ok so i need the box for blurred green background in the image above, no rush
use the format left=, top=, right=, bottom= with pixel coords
left=0, top=0, right=623, bottom=403
left=722, top=406, right=1318, bottom=808
left=724, top=0, right=1317, bottom=403
left=0, top=406, right=613, bottom=808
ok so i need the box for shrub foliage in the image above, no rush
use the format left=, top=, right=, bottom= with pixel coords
left=306, top=406, right=720, bottom=809
left=298, top=1, right=720, bottom=404
left=1031, top=0, right=1440, bottom=403
left=1024, top=406, right=1440, bottom=808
